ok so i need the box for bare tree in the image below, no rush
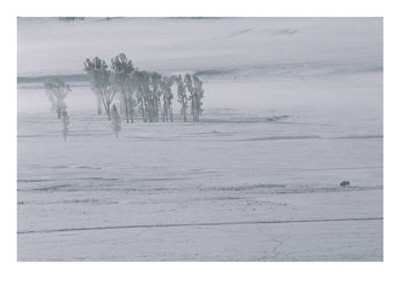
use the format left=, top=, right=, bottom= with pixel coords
left=184, top=74, right=195, bottom=121
left=160, top=76, right=174, bottom=122
left=191, top=75, right=204, bottom=122
left=110, top=104, right=121, bottom=137
left=132, top=70, right=150, bottom=123
left=174, top=75, right=189, bottom=122
left=148, top=72, right=162, bottom=122
left=60, top=108, right=70, bottom=142
left=44, top=77, right=71, bottom=119
left=183, top=74, right=204, bottom=122
left=111, top=53, right=135, bottom=123
left=83, top=57, right=116, bottom=119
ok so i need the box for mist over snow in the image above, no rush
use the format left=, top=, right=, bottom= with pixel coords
left=18, top=17, right=382, bottom=110
left=18, top=17, right=382, bottom=77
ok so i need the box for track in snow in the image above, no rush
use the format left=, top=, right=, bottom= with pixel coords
left=18, top=216, right=383, bottom=235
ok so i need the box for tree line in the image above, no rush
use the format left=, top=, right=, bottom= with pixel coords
left=44, top=53, right=205, bottom=140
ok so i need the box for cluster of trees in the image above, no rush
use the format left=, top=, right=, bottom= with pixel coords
left=83, top=53, right=204, bottom=128
left=44, top=53, right=205, bottom=140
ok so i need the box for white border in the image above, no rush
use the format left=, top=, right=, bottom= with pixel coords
left=2, top=1, right=398, bottom=301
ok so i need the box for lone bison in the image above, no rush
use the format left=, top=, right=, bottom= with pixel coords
left=340, top=181, right=350, bottom=187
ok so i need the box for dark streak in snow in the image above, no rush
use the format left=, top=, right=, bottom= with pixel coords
left=18, top=217, right=383, bottom=235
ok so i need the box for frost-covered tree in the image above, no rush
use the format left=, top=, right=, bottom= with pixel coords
left=111, top=53, right=136, bottom=123
left=184, top=74, right=194, bottom=121
left=160, top=76, right=174, bottom=122
left=183, top=74, right=204, bottom=122
left=174, top=75, right=189, bottom=122
left=44, top=77, right=71, bottom=119
left=132, top=70, right=151, bottom=123
left=191, top=75, right=204, bottom=122
left=60, top=108, right=70, bottom=142
left=148, top=72, right=162, bottom=122
left=83, top=57, right=116, bottom=119
left=110, top=103, right=121, bottom=137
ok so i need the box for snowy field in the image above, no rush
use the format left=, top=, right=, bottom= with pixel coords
left=17, top=17, right=383, bottom=261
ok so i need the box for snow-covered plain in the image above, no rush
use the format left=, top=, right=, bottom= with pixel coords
left=17, top=17, right=383, bottom=261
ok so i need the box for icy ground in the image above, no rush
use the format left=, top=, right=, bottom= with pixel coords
left=17, top=17, right=382, bottom=261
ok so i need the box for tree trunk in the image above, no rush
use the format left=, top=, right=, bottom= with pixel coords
left=169, top=105, right=173, bottom=122
left=140, top=100, right=146, bottom=122
left=119, top=101, right=124, bottom=116
left=102, top=96, right=111, bottom=120
left=129, top=106, right=134, bottom=123
left=191, top=99, right=195, bottom=122
left=97, top=97, right=102, bottom=115
left=183, top=107, right=187, bottom=122
left=143, top=103, right=148, bottom=123
left=161, top=101, right=165, bottom=122
left=193, top=101, right=199, bottom=122
left=124, top=97, right=129, bottom=123
left=155, top=99, right=160, bottom=122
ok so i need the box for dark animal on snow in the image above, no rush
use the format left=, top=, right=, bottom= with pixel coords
left=340, top=181, right=350, bottom=187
